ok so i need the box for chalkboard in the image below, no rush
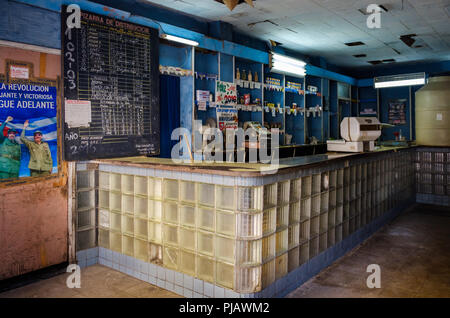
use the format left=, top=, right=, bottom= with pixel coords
left=62, top=6, right=160, bottom=161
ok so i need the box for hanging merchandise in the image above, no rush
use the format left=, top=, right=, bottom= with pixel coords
left=266, top=77, right=281, bottom=86
left=265, top=77, right=283, bottom=91
left=277, top=103, right=283, bottom=114
left=195, top=72, right=218, bottom=80
left=286, top=81, right=303, bottom=93
left=285, top=106, right=290, bottom=115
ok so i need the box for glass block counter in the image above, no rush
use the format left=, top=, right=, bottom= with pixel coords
left=75, top=147, right=416, bottom=297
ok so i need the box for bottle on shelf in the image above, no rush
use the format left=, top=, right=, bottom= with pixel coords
left=254, top=71, right=258, bottom=82
left=248, top=71, right=252, bottom=82
left=236, top=68, right=240, bottom=80
left=242, top=70, right=247, bottom=81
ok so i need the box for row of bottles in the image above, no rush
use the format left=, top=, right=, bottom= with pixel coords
left=236, top=68, right=259, bottom=82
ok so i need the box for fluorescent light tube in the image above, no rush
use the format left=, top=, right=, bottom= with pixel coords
left=272, top=53, right=306, bottom=67
left=271, top=64, right=306, bottom=77
left=374, top=72, right=425, bottom=88
left=160, top=34, right=199, bottom=46
left=374, top=78, right=425, bottom=88
left=270, top=52, right=307, bottom=77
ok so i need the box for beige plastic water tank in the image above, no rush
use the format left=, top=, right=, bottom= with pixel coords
left=415, top=76, right=450, bottom=146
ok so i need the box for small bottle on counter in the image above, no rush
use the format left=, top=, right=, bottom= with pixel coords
left=236, top=68, right=240, bottom=80
left=248, top=71, right=252, bottom=82
left=254, top=71, right=258, bottom=82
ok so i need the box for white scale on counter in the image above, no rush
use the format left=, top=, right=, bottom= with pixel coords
left=327, top=117, right=382, bottom=153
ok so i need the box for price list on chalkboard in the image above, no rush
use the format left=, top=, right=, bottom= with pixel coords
left=62, top=7, right=159, bottom=160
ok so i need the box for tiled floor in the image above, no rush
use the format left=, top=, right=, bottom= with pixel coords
left=0, top=203, right=448, bottom=298
left=287, top=203, right=450, bottom=298
left=0, top=264, right=180, bottom=298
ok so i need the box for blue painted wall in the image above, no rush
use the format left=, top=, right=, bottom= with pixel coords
left=329, top=81, right=339, bottom=139
left=322, top=79, right=330, bottom=140
left=0, top=0, right=60, bottom=49
left=3, top=0, right=450, bottom=147
left=194, top=50, right=218, bottom=126
left=160, top=43, right=192, bottom=69
left=219, top=53, right=234, bottom=83
left=358, top=86, right=378, bottom=116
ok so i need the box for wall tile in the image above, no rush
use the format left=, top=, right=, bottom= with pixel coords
left=214, top=286, right=225, bottom=298
left=157, top=279, right=165, bottom=288
left=105, top=249, right=112, bottom=261
left=183, top=288, right=193, bottom=298
left=119, top=254, right=127, bottom=266
left=76, top=250, right=87, bottom=261
left=193, top=279, right=203, bottom=294
left=139, top=261, right=149, bottom=275
left=175, top=285, right=184, bottom=296
left=139, top=273, right=147, bottom=282
left=165, top=282, right=175, bottom=293
left=99, top=247, right=105, bottom=259
left=157, top=266, right=166, bottom=280
left=183, top=274, right=194, bottom=290
left=175, top=272, right=184, bottom=286
left=86, top=257, right=97, bottom=267
left=148, top=263, right=157, bottom=278
left=166, top=269, right=175, bottom=284
left=204, top=282, right=214, bottom=297
left=78, top=258, right=87, bottom=268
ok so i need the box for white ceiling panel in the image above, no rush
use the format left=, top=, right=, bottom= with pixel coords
left=143, top=0, right=450, bottom=67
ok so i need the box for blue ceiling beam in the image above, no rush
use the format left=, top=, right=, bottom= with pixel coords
left=306, top=65, right=357, bottom=86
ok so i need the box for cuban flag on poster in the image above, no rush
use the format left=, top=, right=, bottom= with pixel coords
left=0, top=82, right=58, bottom=177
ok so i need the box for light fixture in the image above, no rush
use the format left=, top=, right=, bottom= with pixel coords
left=374, top=72, right=425, bottom=88
left=270, top=52, right=306, bottom=77
left=160, top=34, right=199, bottom=46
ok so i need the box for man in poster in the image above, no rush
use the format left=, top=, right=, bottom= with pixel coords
left=21, top=120, right=52, bottom=177
left=0, top=116, right=21, bottom=179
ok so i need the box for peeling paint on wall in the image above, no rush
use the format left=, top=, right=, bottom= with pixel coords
left=0, top=45, right=67, bottom=281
